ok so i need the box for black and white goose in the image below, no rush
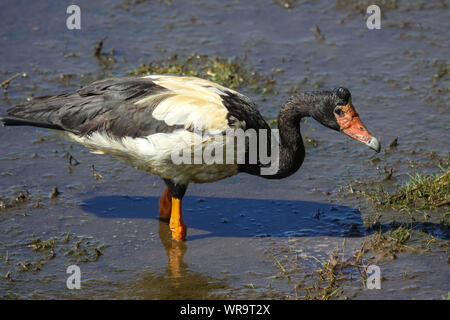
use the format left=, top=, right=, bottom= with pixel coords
left=0, top=75, right=380, bottom=241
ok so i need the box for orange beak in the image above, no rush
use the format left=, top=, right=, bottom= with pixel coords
left=335, top=104, right=380, bottom=152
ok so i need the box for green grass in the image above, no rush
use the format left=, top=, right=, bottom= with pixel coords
left=389, top=225, right=412, bottom=244
left=342, top=168, right=449, bottom=216
left=386, top=169, right=449, bottom=212
left=127, top=54, right=276, bottom=93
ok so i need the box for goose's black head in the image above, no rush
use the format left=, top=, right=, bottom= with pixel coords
left=309, top=87, right=381, bottom=152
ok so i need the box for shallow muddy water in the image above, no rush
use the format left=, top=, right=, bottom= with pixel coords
left=0, top=0, right=449, bottom=299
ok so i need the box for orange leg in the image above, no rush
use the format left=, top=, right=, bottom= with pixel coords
left=159, top=187, right=172, bottom=221
left=169, top=197, right=187, bottom=241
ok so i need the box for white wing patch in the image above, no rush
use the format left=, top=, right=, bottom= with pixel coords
left=138, top=75, right=237, bottom=131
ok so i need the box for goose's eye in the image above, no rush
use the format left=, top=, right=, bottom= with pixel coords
left=334, top=107, right=344, bottom=117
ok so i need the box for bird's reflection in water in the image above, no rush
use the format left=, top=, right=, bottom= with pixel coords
left=115, top=221, right=229, bottom=299
left=158, top=220, right=188, bottom=282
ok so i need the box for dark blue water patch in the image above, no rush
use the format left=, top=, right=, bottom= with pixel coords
left=81, top=195, right=449, bottom=241
left=81, top=195, right=368, bottom=240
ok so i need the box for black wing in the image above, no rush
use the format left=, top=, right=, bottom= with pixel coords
left=1, top=77, right=178, bottom=138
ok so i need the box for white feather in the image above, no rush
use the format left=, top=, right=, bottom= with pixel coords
left=64, top=130, right=238, bottom=185
left=137, top=75, right=242, bottom=132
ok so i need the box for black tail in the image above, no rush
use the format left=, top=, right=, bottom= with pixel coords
left=0, top=94, right=72, bottom=131
left=0, top=116, right=64, bottom=130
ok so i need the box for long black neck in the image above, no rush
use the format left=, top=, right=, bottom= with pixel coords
left=237, top=92, right=332, bottom=179
left=260, top=96, right=306, bottom=179
left=259, top=92, right=330, bottom=179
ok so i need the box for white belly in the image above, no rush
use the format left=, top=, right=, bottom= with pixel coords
left=62, top=130, right=239, bottom=185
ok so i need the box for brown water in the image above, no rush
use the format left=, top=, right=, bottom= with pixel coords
left=0, top=0, right=448, bottom=299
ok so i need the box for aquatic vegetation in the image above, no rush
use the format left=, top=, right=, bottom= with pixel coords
left=313, top=25, right=326, bottom=42
left=266, top=240, right=371, bottom=300
left=382, top=169, right=449, bottom=212
left=0, top=188, right=61, bottom=212
left=127, top=54, right=276, bottom=93
left=17, top=260, right=43, bottom=273
left=301, top=225, right=415, bottom=297
left=93, top=38, right=117, bottom=69
left=365, top=226, right=414, bottom=262
left=266, top=222, right=443, bottom=299
left=304, top=136, right=320, bottom=148
left=335, top=0, right=397, bottom=12
left=29, top=237, right=57, bottom=253
left=302, top=246, right=367, bottom=300
left=266, top=118, right=278, bottom=128
left=0, top=73, right=21, bottom=94
left=339, top=167, right=449, bottom=218
left=92, top=165, right=104, bottom=180
left=28, top=234, right=105, bottom=266
left=0, top=190, right=30, bottom=211
left=115, top=0, right=173, bottom=11
left=389, top=137, right=398, bottom=148
left=49, top=187, right=60, bottom=199
left=335, top=0, right=447, bottom=13
left=0, top=234, right=107, bottom=281
left=390, top=225, right=412, bottom=244
left=432, top=60, right=449, bottom=83
left=64, top=240, right=104, bottom=263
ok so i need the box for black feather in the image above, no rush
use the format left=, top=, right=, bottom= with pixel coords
left=2, top=77, right=179, bottom=138
left=0, top=116, right=64, bottom=130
